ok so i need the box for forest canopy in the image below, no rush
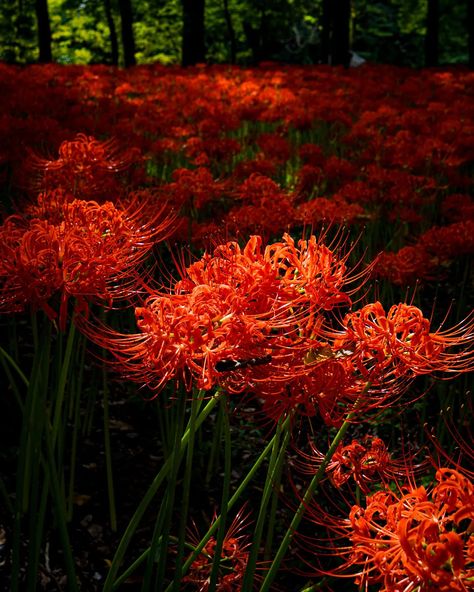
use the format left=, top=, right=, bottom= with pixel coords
left=0, top=0, right=471, bottom=68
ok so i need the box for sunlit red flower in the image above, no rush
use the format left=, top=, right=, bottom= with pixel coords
left=347, top=469, right=474, bottom=592
left=85, top=232, right=364, bottom=396
left=0, top=196, right=170, bottom=329
left=296, top=435, right=426, bottom=493
left=300, top=469, right=474, bottom=592
left=254, top=355, right=351, bottom=426
left=182, top=508, right=251, bottom=592
left=333, top=301, right=474, bottom=381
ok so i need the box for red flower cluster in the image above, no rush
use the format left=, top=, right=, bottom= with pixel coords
left=333, top=301, right=474, bottom=382
left=86, top=232, right=361, bottom=396
left=346, top=469, right=474, bottom=592
left=0, top=137, right=171, bottom=329
left=30, top=133, right=140, bottom=200
left=183, top=509, right=251, bottom=592
left=296, top=435, right=418, bottom=493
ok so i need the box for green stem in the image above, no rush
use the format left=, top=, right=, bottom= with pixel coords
left=208, top=397, right=232, bottom=592
left=51, top=321, right=76, bottom=448
left=102, top=361, right=117, bottom=532
left=112, top=537, right=198, bottom=590
left=43, top=420, right=79, bottom=592
left=171, top=389, right=203, bottom=590
left=242, top=415, right=291, bottom=588
left=259, top=407, right=359, bottom=592
left=164, top=415, right=293, bottom=592
left=0, top=344, right=29, bottom=388
left=102, top=393, right=221, bottom=592
left=149, top=392, right=187, bottom=590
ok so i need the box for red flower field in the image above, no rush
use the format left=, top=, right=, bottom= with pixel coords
left=0, top=62, right=472, bottom=591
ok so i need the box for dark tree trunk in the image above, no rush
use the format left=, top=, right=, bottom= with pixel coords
left=181, top=0, right=205, bottom=66
left=35, top=0, right=52, bottom=63
left=118, top=0, right=136, bottom=67
left=320, top=0, right=331, bottom=64
left=425, top=0, right=439, bottom=67
left=222, top=0, right=236, bottom=64
left=331, top=0, right=351, bottom=67
left=468, top=0, right=474, bottom=69
left=104, top=0, right=119, bottom=66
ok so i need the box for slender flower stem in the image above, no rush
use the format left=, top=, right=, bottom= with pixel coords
left=242, top=415, right=291, bottom=589
left=259, top=399, right=364, bottom=592
left=102, top=359, right=117, bottom=532
left=102, top=393, right=221, bottom=592
left=164, top=414, right=293, bottom=592
left=171, top=389, right=203, bottom=590
left=151, top=391, right=187, bottom=590
left=207, top=396, right=232, bottom=592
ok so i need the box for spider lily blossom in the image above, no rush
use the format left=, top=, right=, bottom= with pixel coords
left=347, top=468, right=474, bottom=592
left=333, top=301, right=474, bottom=381
left=299, top=468, right=473, bottom=592
left=84, top=232, right=367, bottom=396
left=294, top=435, right=427, bottom=494
left=182, top=508, right=252, bottom=592
left=29, top=133, right=140, bottom=199
left=0, top=195, right=171, bottom=329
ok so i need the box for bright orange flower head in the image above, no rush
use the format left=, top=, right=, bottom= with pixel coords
left=0, top=195, right=170, bottom=329
left=346, top=469, right=474, bottom=592
left=87, top=232, right=364, bottom=396
left=334, top=301, right=474, bottom=381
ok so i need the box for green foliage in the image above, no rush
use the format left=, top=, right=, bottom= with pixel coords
left=0, top=0, right=471, bottom=67
left=0, top=0, right=37, bottom=62
left=132, top=0, right=182, bottom=65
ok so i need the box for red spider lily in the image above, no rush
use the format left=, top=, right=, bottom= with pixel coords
left=419, top=220, right=474, bottom=261
left=295, top=435, right=427, bottom=494
left=166, top=167, right=228, bottom=211
left=375, top=246, right=438, bottom=286
left=295, top=197, right=364, bottom=226
left=85, top=232, right=366, bottom=396
left=347, top=468, right=474, bottom=592
left=29, top=133, right=140, bottom=199
left=182, top=508, right=252, bottom=592
left=332, top=301, right=474, bottom=382
left=300, top=469, right=473, bottom=592
left=251, top=355, right=351, bottom=427
left=0, top=196, right=170, bottom=329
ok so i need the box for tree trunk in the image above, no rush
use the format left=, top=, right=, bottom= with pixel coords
left=104, top=0, right=119, bottom=66
left=425, top=0, right=439, bottom=67
left=320, top=0, right=331, bottom=64
left=118, top=0, right=136, bottom=67
left=35, top=0, right=52, bottom=63
left=468, top=0, right=474, bottom=69
left=331, top=0, right=351, bottom=66
left=222, top=0, right=236, bottom=64
left=181, top=0, right=205, bottom=66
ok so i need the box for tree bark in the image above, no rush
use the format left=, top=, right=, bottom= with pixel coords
left=35, top=0, right=52, bottom=63
left=425, top=0, right=439, bottom=67
left=331, top=0, right=351, bottom=67
left=468, top=0, right=474, bottom=69
left=118, top=0, right=136, bottom=67
left=104, top=0, right=119, bottom=66
left=222, top=0, right=236, bottom=64
left=181, top=0, right=205, bottom=66
left=320, top=0, right=331, bottom=64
